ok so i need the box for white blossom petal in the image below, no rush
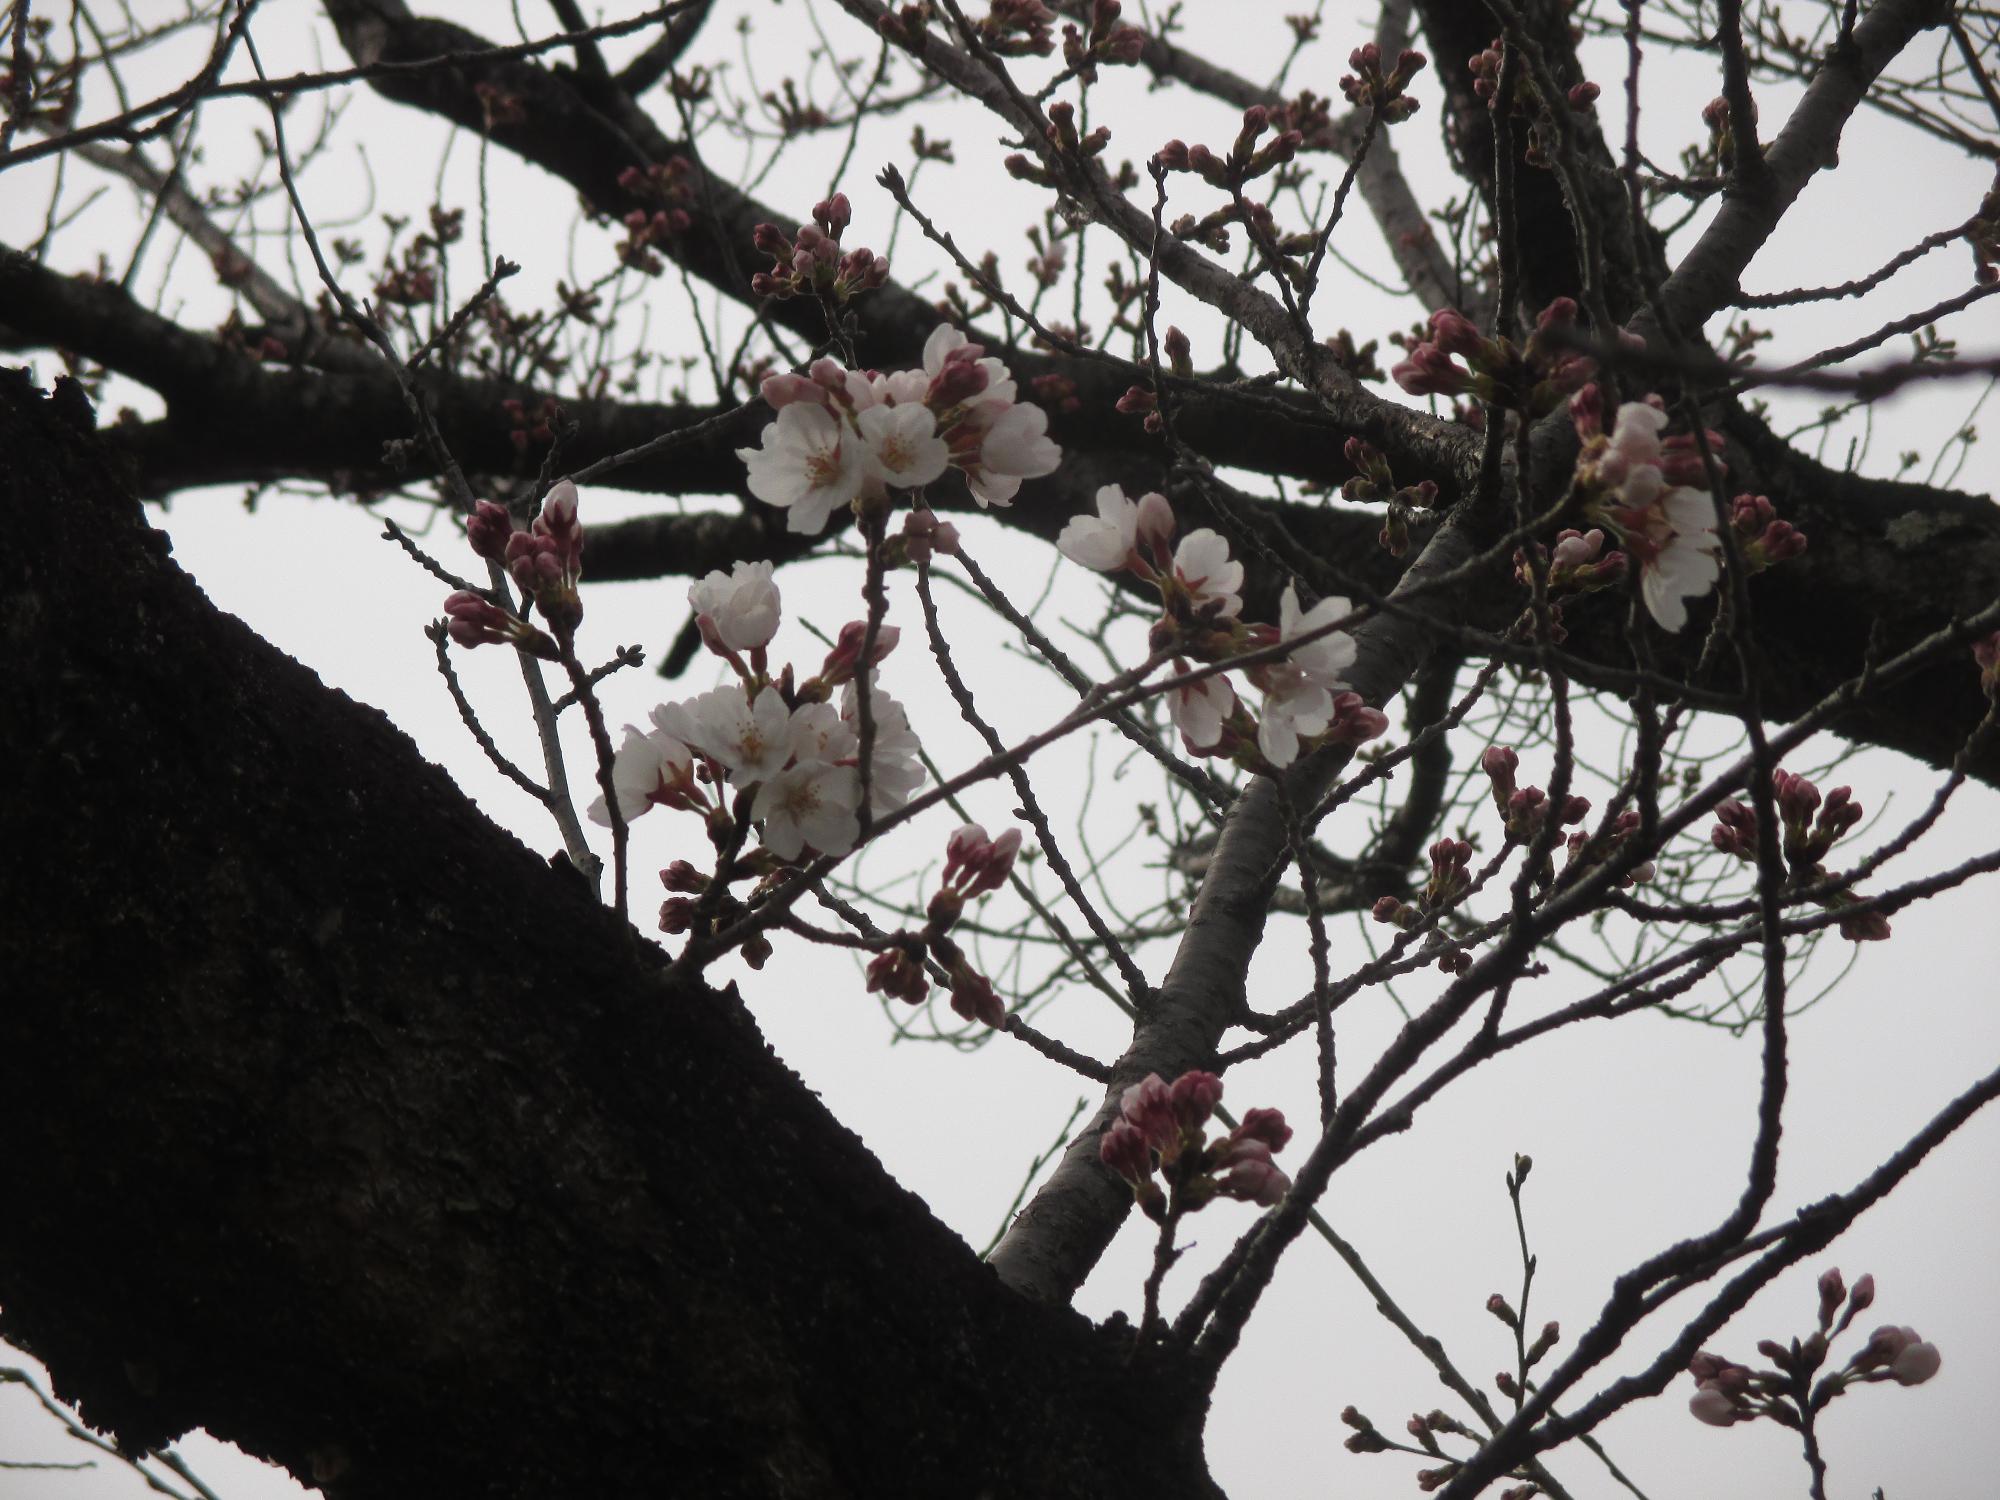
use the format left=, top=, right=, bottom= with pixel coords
left=1173, top=529, right=1245, bottom=618
left=688, top=560, right=782, bottom=651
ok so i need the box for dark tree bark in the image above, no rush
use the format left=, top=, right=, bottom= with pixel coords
left=0, top=368, right=1218, bottom=1499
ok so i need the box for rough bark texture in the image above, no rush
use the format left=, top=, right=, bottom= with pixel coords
left=0, top=368, right=1219, bottom=1500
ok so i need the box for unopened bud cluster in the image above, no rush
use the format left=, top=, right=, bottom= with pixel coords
left=1467, top=36, right=1599, bottom=168
left=1688, top=1268, right=1938, bottom=1429
left=615, top=159, right=696, bottom=274
left=1338, top=43, right=1427, bottom=123
left=1710, top=766, right=1887, bottom=941
left=865, top=823, right=1024, bottom=1029
left=1152, top=105, right=1310, bottom=265
left=1098, top=1070, right=1292, bottom=1220
left=1060, top=0, right=1146, bottom=80
left=447, top=480, right=586, bottom=652
left=750, top=194, right=889, bottom=304
left=1391, top=297, right=1595, bottom=417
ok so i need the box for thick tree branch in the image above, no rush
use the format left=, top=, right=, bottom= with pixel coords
left=0, top=367, right=1218, bottom=1500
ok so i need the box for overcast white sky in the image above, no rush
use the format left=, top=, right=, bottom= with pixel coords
left=4, top=3, right=1998, bottom=1497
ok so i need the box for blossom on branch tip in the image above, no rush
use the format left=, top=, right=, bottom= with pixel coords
left=1169, top=667, right=1237, bottom=754
left=816, top=621, right=902, bottom=690
left=1056, top=483, right=1174, bottom=574
left=737, top=403, right=868, bottom=534
left=956, top=397, right=1061, bottom=507
left=689, top=560, right=782, bottom=654
left=1213, top=1138, right=1289, bottom=1205
left=751, top=759, right=862, bottom=860
left=659, top=684, right=794, bottom=786
left=856, top=403, right=950, bottom=489
left=836, top=681, right=919, bottom=809
left=587, top=722, right=698, bottom=826
left=1171, top=529, right=1244, bottom=618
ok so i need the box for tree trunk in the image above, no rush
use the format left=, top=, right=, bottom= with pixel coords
left=0, top=368, right=1217, bottom=1499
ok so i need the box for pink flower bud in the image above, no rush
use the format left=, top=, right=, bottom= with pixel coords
left=1892, top=1338, right=1942, bottom=1385
left=661, top=860, right=708, bottom=893
left=759, top=372, right=826, bottom=410
left=948, top=965, right=1007, bottom=1028
left=1230, top=1106, right=1292, bottom=1151
left=1550, top=529, right=1603, bottom=571
left=1391, top=343, right=1471, bottom=397
left=1688, top=1386, right=1739, bottom=1426
left=1120, top=1073, right=1179, bottom=1151
left=466, top=499, right=514, bottom=561
left=1100, top=1119, right=1154, bottom=1183
left=1569, top=382, right=1604, bottom=439
left=1850, top=1273, right=1876, bottom=1312
left=1215, top=1150, right=1289, bottom=1206
left=1168, top=1069, right=1224, bottom=1129
left=1773, top=767, right=1821, bottom=827
left=1428, top=307, right=1486, bottom=357
left=900, top=508, right=960, bottom=563
left=820, top=621, right=902, bottom=687
left=815, top=192, right=852, bottom=236
left=866, top=946, right=930, bottom=1005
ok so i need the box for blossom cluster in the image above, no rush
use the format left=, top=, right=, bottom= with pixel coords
left=586, top=561, right=924, bottom=871
left=736, top=323, right=1061, bottom=534
left=1099, top=1070, right=1292, bottom=1220
left=1689, top=1268, right=1939, bottom=1429
left=1054, top=485, right=1387, bottom=769
left=1710, top=766, right=1887, bottom=941
left=1570, top=393, right=1726, bottom=632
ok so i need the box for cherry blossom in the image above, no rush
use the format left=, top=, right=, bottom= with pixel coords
left=842, top=679, right=927, bottom=814
left=923, top=322, right=1014, bottom=405
left=1056, top=484, right=1175, bottom=573
left=940, top=823, right=1023, bottom=897
left=786, top=699, right=859, bottom=765
left=587, top=723, right=696, bottom=826
left=1583, top=403, right=1723, bottom=633
left=1171, top=529, right=1244, bottom=617
left=658, top=685, right=793, bottom=785
left=752, top=760, right=862, bottom=860
left=1617, top=469, right=1721, bottom=632
left=959, top=398, right=1062, bottom=507
left=1276, top=582, right=1357, bottom=686
left=856, top=403, right=950, bottom=489
left=688, top=560, right=782, bottom=652
left=1256, top=674, right=1333, bottom=768
left=737, top=402, right=867, bottom=534
left=1169, top=668, right=1236, bottom=752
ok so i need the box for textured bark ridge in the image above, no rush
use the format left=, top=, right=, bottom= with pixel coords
left=0, top=369, right=1218, bottom=1500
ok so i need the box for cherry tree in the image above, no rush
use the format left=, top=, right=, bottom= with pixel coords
left=3, top=1, right=1998, bottom=1497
